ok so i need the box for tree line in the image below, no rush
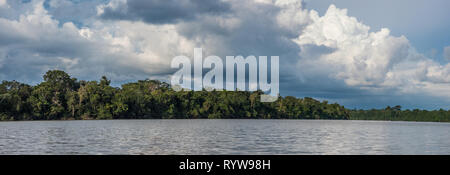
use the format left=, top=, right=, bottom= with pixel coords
left=350, top=106, right=450, bottom=122
left=0, top=70, right=448, bottom=122
left=0, top=70, right=349, bottom=120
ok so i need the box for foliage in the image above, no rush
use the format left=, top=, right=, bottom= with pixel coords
left=350, top=106, right=450, bottom=122
left=0, top=70, right=448, bottom=122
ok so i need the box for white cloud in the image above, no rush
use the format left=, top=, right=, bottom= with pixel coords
left=0, top=0, right=196, bottom=82
left=0, top=0, right=8, bottom=8
left=293, top=5, right=450, bottom=99
left=274, top=0, right=310, bottom=34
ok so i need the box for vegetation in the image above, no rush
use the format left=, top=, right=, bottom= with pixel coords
left=350, top=106, right=450, bottom=122
left=0, top=70, right=349, bottom=121
left=0, top=70, right=448, bottom=122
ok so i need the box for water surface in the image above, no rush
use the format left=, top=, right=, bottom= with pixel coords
left=0, top=120, right=449, bottom=154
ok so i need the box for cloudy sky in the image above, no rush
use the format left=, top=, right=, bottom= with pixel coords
left=0, top=0, right=449, bottom=109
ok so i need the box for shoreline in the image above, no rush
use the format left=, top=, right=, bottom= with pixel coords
left=1, top=118, right=449, bottom=123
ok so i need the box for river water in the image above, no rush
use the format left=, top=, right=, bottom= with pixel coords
left=0, top=119, right=448, bottom=154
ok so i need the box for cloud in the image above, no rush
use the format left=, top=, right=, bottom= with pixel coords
left=44, top=0, right=105, bottom=25
left=0, top=0, right=7, bottom=7
left=0, top=0, right=196, bottom=83
left=293, top=5, right=450, bottom=99
left=98, top=0, right=231, bottom=24
left=0, top=0, right=449, bottom=109
left=444, top=46, right=450, bottom=60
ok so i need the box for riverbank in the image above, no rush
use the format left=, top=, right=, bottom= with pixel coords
left=0, top=117, right=449, bottom=123
left=350, top=109, right=450, bottom=122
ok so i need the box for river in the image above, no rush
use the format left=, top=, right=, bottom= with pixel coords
left=0, top=119, right=449, bottom=154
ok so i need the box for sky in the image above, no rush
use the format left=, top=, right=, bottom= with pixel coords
left=304, top=0, right=450, bottom=63
left=0, top=0, right=449, bottom=109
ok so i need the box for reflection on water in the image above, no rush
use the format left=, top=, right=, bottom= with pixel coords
left=0, top=120, right=449, bottom=154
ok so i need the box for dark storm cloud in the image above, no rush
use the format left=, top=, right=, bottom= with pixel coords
left=100, top=0, right=231, bottom=24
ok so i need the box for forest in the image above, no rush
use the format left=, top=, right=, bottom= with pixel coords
left=350, top=107, right=450, bottom=122
left=0, top=70, right=448, bottom=122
